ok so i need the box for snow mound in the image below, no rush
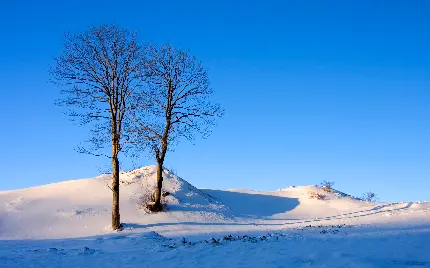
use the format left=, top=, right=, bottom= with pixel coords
left=0, top=166, right=229, bottom=239
left=276, top=185, right=357, bottom=200
left=121, top=166, right=222, bottom=211
left=1, top=166, right=429, bottom=240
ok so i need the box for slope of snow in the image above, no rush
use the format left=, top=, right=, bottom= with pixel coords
left=1, top=166, right=429, bottom=240
left=1, top=166, right=429, bottom=267
left=0, top=166, right=227, bottom=239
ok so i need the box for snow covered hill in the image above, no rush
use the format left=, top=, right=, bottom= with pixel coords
left=1, top=166, right=430, bottom=267
left=1, top=166, right=429, bottom=240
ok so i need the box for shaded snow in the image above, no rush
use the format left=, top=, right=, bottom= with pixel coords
left=2, top=226, right=430, bottom=268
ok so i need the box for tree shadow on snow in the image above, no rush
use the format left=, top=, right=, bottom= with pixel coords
left=200, top=190, right=300, bottom=218
left=122, top=221, right=285, bottom=230
left=270, top=202, right=415, bottom=223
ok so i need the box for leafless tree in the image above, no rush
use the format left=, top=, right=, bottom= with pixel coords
left=51, top=25, right=145, bottom=230
left=133, top=44, right=223, bottom=212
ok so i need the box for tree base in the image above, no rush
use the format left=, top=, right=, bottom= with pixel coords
left=146, top=202, right=164, bottom=213
left=112, top=223, right=124, bottom=231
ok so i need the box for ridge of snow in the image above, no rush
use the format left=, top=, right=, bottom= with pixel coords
left=0, top=166, right=429, bottom=240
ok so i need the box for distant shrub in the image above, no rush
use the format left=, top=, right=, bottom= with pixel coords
left=308, top=191, right=325, bottom=200
left=361, top=191, right=378, bottom=202
left=320, top=181, right=335, bottom=193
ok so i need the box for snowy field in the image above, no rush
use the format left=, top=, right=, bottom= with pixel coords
left=1, top=166, right=429, bottom=267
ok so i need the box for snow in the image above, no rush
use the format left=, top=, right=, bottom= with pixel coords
left=1, top=165, right=429, bottom=267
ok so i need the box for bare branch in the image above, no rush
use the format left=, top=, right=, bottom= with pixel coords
left=51, top=25, right=147, bottom=230
left=131, top=43, right=223, bottom=211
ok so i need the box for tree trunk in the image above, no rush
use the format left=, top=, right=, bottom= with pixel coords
left=111, top=140, right=121, bottom=230
left=152, top=97, right=170, bottom=212
left=153, top=161, right=164, bottom=211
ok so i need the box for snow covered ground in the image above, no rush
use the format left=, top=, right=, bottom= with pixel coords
left=1, top=166, right=429, bottom=267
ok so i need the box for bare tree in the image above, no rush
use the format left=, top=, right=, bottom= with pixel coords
left=134, top=44, right=223, bottom=212
left=51, top=25, right=145, bottom=230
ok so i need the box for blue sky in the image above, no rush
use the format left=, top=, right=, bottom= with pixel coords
left=1, top=1, right=429, bottom=202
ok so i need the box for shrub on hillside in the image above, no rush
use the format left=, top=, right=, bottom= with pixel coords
left=320, top=181, right=335, bottom=193
left=308, top=191, right=326, bottom=200
left=140, top=193, right=168, bottom=212
left=137, top=176, right=168, bottom=212
left=361, top=191, right=378, bottom=202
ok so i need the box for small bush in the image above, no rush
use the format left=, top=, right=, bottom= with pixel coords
left=141, top=195, right=168, bottom=213
left=137, top=178, right=168, bottom=213
left=320, top=181, right=335, bottom=192
left=362, top=191, right=378, bottom=202
left=137, top=191, right=155, bottom=211
left=308, top=191, right=325, bottom=200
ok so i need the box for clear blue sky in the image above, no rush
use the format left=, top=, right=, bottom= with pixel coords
left=1, top=1, right=429, bottom=202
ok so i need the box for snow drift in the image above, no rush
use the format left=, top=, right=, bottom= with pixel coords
left=0, top=166, right=429, bottom=240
